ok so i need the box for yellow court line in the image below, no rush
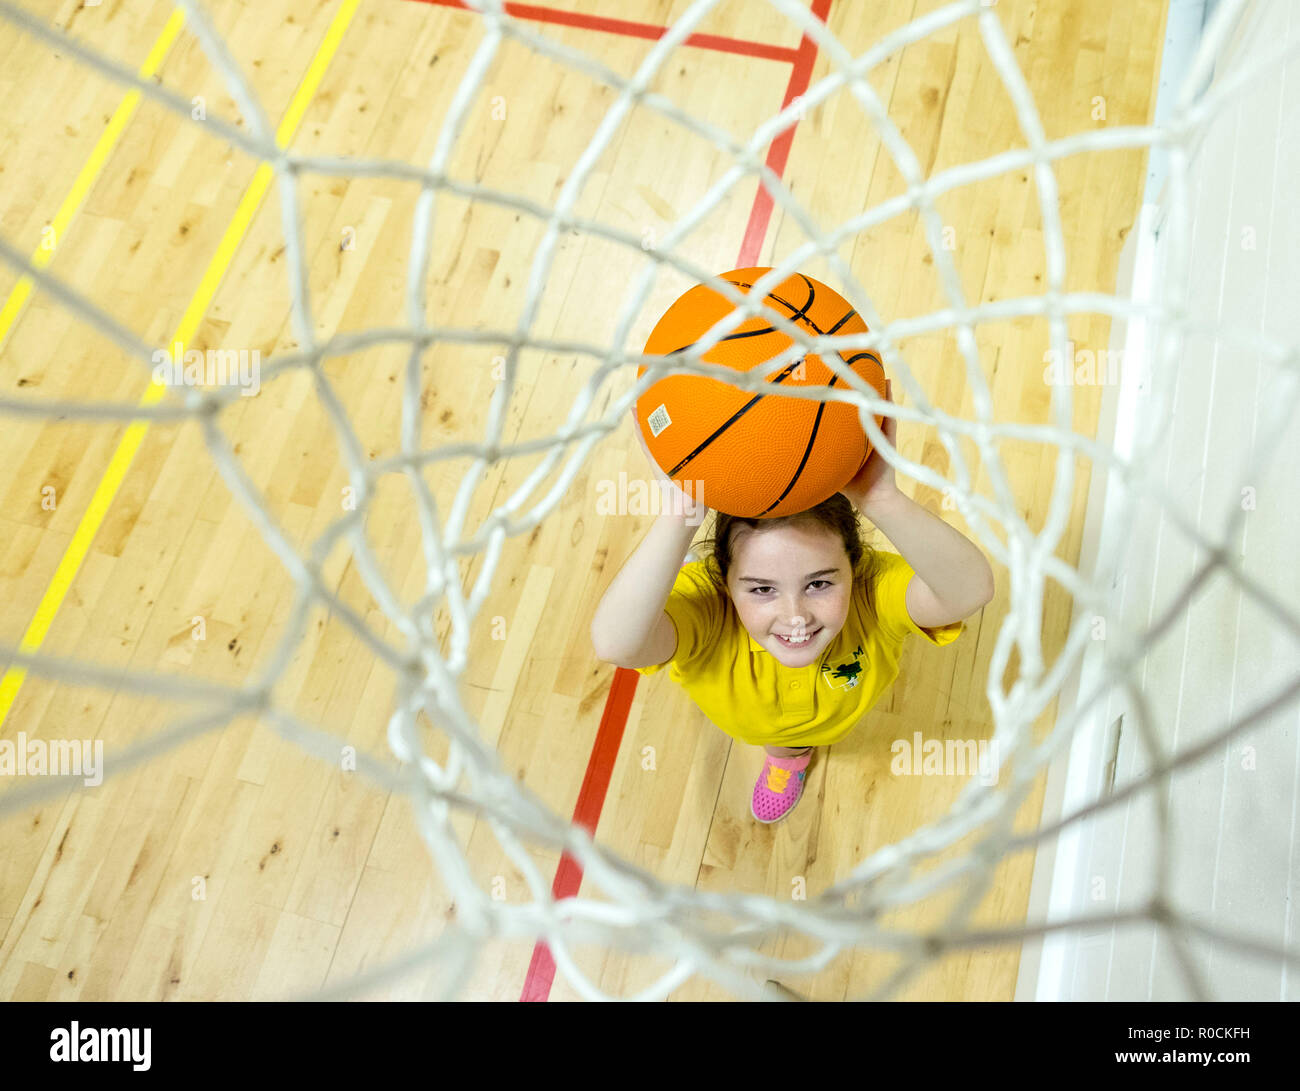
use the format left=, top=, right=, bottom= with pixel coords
left=0, top=8, right=186, bottom=348
left=0, top=0, right=362, bottom=727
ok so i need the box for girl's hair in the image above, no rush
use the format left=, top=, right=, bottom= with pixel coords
left=692, top=493, right=881, bottom=626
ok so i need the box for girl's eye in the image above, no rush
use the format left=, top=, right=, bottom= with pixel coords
left=749, top=580, right=832, bottom=595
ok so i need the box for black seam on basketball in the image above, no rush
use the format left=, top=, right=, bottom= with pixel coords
left=663, top=320, right=871, bottom=480
left=662, top=276, right=824, bottom=357
left=733, top=277, right=814, bottom=325
left=757, top=372, right=842, bottom=516
left=658, top=281, right=877, bottom=507
left=664, top=324, right=781, bottom=356
left=786, top=274, right=816, bottom=327
left=825, top=304, right=856, bottom=336
left=665, top=355, right=807, bottom=477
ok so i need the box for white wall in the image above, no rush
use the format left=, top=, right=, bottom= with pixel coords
left=1019, top=0, right=1300, bottom=1001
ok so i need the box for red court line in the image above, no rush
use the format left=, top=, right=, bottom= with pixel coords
left=419, top=0, right=799, bottom=62
left=518, top=0, right=837, bottom=1001
left=518, top=665, right=638, bottom=1002
left=737, top=0, right=832, bottom=267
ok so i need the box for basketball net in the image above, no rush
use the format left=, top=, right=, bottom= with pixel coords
left=1, top=0, right=1298, bottom=1001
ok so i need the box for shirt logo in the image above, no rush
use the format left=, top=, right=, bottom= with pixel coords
left=821, top=643, right=865, bottom=690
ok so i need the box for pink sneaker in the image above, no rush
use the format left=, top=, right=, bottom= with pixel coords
left=751, top=749, right=812, bottom=823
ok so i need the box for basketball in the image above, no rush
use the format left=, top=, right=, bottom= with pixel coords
left=636, top=267, right=889, bottom=518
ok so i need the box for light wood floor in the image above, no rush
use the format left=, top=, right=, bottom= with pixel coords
left=0, top=0, right=1167, bottom=1000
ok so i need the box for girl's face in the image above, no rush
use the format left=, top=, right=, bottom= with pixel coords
left=725, top=520, right=852, bottom=665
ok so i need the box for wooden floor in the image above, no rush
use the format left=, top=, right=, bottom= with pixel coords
left=0, top=0, right=1167, bottom=1000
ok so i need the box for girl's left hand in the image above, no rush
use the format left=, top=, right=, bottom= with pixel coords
left=841, top=379, right=903, bottom=508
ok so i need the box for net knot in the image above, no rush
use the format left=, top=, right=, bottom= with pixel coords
left=1165, top=114, right=1196, bottom=146
left=181, top=388, right=208, bottom=415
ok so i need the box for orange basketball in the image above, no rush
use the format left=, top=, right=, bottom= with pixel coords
left=636, top=266, right=888, bottom=518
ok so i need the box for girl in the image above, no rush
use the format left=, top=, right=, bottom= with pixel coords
left=590, top=381, right=994, bottom=824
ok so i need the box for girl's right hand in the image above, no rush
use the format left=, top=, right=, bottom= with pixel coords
left=628, top=408, right=710, bottom=523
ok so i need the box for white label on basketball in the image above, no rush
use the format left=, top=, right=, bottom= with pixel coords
left=648, top=404, right=672, bottom=437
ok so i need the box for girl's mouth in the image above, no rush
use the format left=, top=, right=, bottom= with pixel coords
left=774, top=628, right=821, bottom=648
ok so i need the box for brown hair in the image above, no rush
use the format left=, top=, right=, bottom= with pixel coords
left=692, top=493, right=881, bottom=626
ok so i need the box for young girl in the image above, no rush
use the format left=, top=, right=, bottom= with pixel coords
left=590, top=381, right=994, bottom=824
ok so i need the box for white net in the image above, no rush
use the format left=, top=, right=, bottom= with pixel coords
left=0, top=0, right=1298, bottom=1001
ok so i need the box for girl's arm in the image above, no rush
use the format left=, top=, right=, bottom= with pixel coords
left=591, top=412, right=709, bottom=664
left=590, top=509, right=699, bottom=663
left=855, top=490, right=994, bottom=626
left=841, top=382, right=995, bottom=627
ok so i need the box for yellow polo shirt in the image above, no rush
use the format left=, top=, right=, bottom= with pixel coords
left=634, top=550, right=964, bottom=747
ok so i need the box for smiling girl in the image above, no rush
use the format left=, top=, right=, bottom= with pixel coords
left=591, top=381, right=994, bottom=823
